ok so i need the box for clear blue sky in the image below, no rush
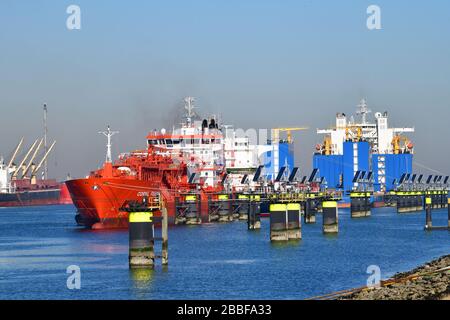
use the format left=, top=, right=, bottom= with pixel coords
left=0, top=1, right=449, bottom=179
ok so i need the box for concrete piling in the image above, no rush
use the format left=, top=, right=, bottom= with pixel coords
left=432, top=192, right=440, bottom=210
left=433, top=192, right=438, bottom=209
left=269, top=203, right=288, bottom=241
left=350, top=192, right=371, bottom=218
left=207, top=196, right=219, bottom=222
left=217, top=194, right=232, bottom=222
left=441, top=191, right=448, bottom=209
left=237, top=194, right=250, bottom=220
left=175, top=194, right=201, bottom=225
left=397, top=193, right=407, bottom=213
left=406, top=194, right=412, bottom=211
left=423, top=196, right=450, bottom=231
left=397, top=192, right=423, bottom=213
left=287, top=203, right=301, bottom=240
left=303, top=199, right=316, bottom=224
left=129, top=208, right=155, bottom=268
left=122, top=195, right=167, bottom=269
left=425, top=197, right=432, bottom=230
left=174, top=197, right=185, bottom=225
left=448, top=198, right=450, bottom=228
left=185, top=194, right=201, bottom=225
left=435, top=192, right=441, bottom=209
left=415, top=192, right=423, bottom=211
left=247, top=200, right=261, bottom=230
left=405, top=194, right=411, bottom=212
left=438, top=192, right=444, bottom=209
left=259, top=199, right=270, bottom=216
left=386, top=191, right=397, bottom=207
left=231, top=194, right=240, bottom=220
left=322, top=200, right=338, bottom=234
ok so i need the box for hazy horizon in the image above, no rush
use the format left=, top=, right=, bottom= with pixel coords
left=1, top=0, right=449, bottom=180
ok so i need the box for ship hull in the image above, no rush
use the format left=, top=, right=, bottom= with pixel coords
left=0, top=189, right=62, bottom=207
left=66, top=178, right=176, bottom=229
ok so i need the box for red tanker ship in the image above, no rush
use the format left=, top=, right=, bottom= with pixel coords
left=66, top=150, right=212, bottom=229
left=66, top=98, right=227, bottom=229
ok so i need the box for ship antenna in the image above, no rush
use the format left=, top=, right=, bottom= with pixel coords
left=43, top=103, right=48, bottom=179
left=99, top=125, right=119, bottom=163
left=356, top=98, right=371, bottom=124
left=184, top=96, right=196, bottom=125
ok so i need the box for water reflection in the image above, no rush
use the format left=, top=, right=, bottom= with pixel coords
left=84, top=243, right=127, bottom=254
left=323, top=233, right=339, bottom=240
left=130, top=267, right=154, bottom=290
left=270, top=240, right=302, bottom=249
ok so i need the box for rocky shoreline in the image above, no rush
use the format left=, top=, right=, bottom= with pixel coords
left=340, top=255, right=450, bottom=300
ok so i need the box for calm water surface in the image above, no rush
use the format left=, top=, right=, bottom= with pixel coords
left=0, top=205, right=449, bottom=299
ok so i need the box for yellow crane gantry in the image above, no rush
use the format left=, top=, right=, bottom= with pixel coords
left=391, top=134, right=412, bottom=155
left=271, top=127, right=309, bottom=144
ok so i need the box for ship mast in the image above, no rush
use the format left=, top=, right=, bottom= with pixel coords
left=356, top=99, right=371, bottom=124
left=43, top=103, right=48, bottom=179
left=99, top=125, right=119, bottom=163
left=184, top=96, right=196, bottom=126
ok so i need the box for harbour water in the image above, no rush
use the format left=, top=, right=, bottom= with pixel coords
left=0, top=205, right=449, bottom=300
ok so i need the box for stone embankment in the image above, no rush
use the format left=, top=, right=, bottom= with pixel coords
left=341, top=255, right=449, bottom=300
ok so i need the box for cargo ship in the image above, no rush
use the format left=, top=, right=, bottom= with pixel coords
left=67, top=97, right=228, bottom=229
left=313, top=99, right=415, bottom=205
left=66, top=97, right=299, bottom=229
left=0, top=138, right=72, bottom=207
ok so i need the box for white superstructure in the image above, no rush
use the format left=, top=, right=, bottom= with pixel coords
left=223, top=127, right=257, bottom=170
left=317, top=99, right=415, bottom=155
left=222, top=126, right=274, bottom=190
left=146, top=97, right=226, bottom=187
left=145, top=97, right=276, bottom=190
left=0, top=157, right=16, bottom=194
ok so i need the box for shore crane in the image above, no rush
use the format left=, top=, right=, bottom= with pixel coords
left=271, top=127, right=309, bottom=144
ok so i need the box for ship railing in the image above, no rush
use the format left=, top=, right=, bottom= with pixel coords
left=121, top=192, right=162, bottom=212
left=147, top=192, right=162, bottom=210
